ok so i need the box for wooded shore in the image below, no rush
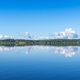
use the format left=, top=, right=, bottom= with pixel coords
left=0, top=39, right=80, bottom=46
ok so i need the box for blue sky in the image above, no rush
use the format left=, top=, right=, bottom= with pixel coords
left=0, top=0, right=80, bottom=36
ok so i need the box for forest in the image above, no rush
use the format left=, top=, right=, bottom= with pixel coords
left=0, top=39, right=80, bottom=46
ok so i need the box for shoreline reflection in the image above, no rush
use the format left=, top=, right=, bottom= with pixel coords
left=0, top=46, right=79, bottom=58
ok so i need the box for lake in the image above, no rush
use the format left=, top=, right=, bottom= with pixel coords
left=0, top=46, right=80, bottom=80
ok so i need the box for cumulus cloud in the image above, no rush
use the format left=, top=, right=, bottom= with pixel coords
left=20, top=32, right=32, bottom=39
left=0, top=34, right=13, bottom=39
left=12, top=28, right=78, bottom=40
left=49, top=28, right=78, bottom=39
left=32, top=28, right=79, bottom=40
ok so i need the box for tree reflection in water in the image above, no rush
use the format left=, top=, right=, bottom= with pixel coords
left=0, top=46, right=79, bottom=58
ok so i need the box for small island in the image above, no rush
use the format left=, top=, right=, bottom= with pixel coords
left=0, top=39, right=80, bottom=46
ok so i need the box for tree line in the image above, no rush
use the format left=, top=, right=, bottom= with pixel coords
left=0, top=39, right=80, bottom=46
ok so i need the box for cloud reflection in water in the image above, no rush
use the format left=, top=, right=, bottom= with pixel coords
left=0, top=46, right=79, bottom=58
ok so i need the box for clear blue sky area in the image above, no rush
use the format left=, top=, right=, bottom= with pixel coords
left=0, top=0, right=80, bottom=35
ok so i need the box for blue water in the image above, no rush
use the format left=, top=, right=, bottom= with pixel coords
left=0, top=46, right=80, bottom=80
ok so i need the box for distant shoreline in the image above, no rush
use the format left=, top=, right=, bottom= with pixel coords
left=0, top=39, right=80, bottom=46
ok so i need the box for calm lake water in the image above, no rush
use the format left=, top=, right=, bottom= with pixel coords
left=0, top=46, right=80, bottom=80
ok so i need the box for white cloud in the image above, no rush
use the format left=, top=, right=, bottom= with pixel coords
left=32, top=28, right=79, bottom=39
left=13, top=28, right=78, bottom=40
left=21, top=32, right=32, bottom=39
left=49, top=28, right=78, bottom=39
left=0, top=34, right=13, bottom=39
left=0, top=28, right=78, bottom=40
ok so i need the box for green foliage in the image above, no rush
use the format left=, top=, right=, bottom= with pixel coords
left=0, top=39, right=80, bottom=46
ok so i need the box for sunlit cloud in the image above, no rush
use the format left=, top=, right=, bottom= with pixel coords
left=49, top=28, right=78, bottom=39
left=23, top=28, right=79, bottom=40
left=0, top=28, right=79, bottom=39
left=0, top=34, right=13, bottom=39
